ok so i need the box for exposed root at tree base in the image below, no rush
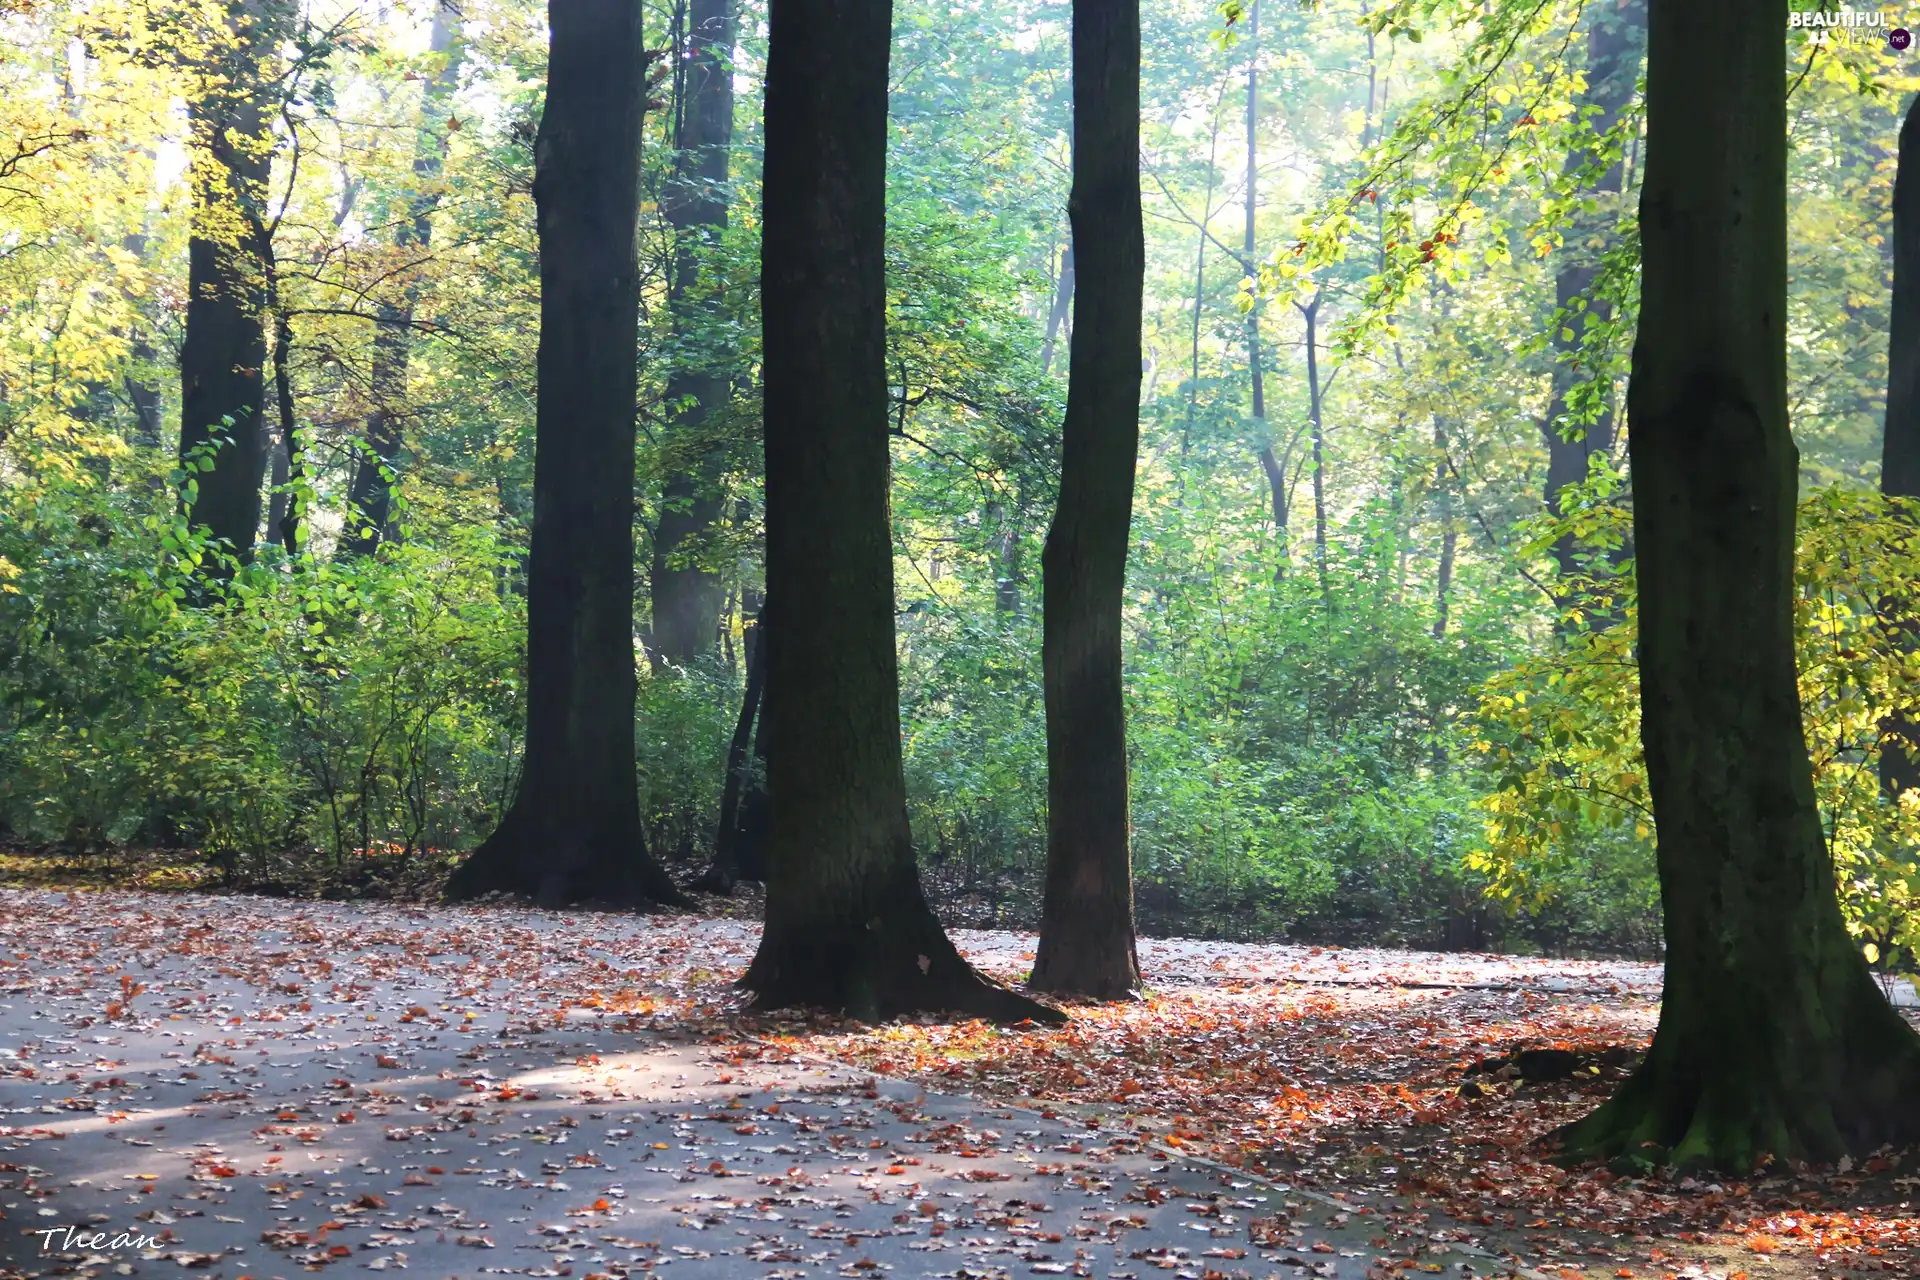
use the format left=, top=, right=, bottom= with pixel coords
left=443, top=810, right=690, bottom=911
left=744, top=939, right=1067, bottom=1027
left=1550, top=1046, right=1920, bottom=1175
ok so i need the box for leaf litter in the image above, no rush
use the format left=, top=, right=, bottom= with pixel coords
left=0, top=890, right=1910, bottom=1280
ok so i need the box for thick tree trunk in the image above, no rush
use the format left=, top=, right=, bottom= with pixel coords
left=1028, top=0, right=1143, bottom=1003
left=1040, top=247, right=1074, bottom=375
left=444, top=0, right=683, bottom=910
left=649, top=0, right=737, bottom=667
left=1880, top=96, right=1920, bottom=799
left=344, top=2, right=462, bottom=558
left=177, top=1, right=284, bottom=573
left=742, top=0, right=1058, bottom=1024
left=1540, top=0, right=1643, bottom=581
left=1555, top=0, right=1920, bottom=1173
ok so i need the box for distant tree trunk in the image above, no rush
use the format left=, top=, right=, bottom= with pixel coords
left=1040, top=247, right=1074, bottom=375
left=1242, top=0, right=1286, bottom=575
left=741, top=0, right=1058, bottom=1024
left=649, top=0, right=737, bottom=667
left=1431, top=416, right=1456, bottom=639
left=1182, top=86, right=1226, bottom=454
left=695, top=604, right=766, bottom=893
left=444, top=0, right=683, bottom=910
left=1540, top=0, right=1644, bottom=581
left=177, top=0, right=285, bottom=574
left=126, top=356, right=164, bottom=450
left=344, top=1, right=463, bottom=558
left=1555, top=0, right=1920, bottom=1173
left=119, top=233, right=165, bottom=457
left=1297, top=290, right=1330, bottom=600
left=1028, top=0, right=1143, bottom=1003
left=742, top=0, right=1058, bottom=1023
left=269, top=307, right=302, bottom=553
left=1880, top=95, right=1920, bottom=800
left=989, top=497, right=1027, bottom=614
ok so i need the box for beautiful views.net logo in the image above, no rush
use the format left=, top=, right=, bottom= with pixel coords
left=1788, top=7, right=1909, bottom=47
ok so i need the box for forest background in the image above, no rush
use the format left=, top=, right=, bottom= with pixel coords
left=1, top=0, right=1913, bottom=964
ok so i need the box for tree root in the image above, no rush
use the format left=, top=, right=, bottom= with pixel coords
left=444, top=809, right=690, bottom=910
left=744, top=930, right=1067, bottom=1027
left=1550, top=1012, right=1920, bottom=1175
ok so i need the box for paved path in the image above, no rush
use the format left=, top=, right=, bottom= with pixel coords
left=0, top=892, right=1607, bottom=1279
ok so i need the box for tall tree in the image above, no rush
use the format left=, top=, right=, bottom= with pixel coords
left=1431, top=415, right=1456, bottom=639
left=444, top=0, right=682, bottom=909
left=1540, top=0, right=1644, bottom=581
left=648, top=0, right=737, bottom=667
left=1879, top=94, right=1920, bottom=799
left=740, top=0, right=1060, bottom=1024
left=694, top=603, right=767, bottom=893
left=177, top=0, right=286, bottom=571
left=343, top=1, right=464, bottom=558
left=1556, top=0, right=1920, bottom=1171
left=1243, top=0, right=1288, bottom=565
left=1027, top=0, right=1143, bottom=1001
left=1297, top=290, right=1330, bottom=603
left=1040, top=246, right=1074, bottom=375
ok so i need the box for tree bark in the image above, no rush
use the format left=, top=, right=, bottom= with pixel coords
left=741, top=0, right=1059, bottom=1024
left=1040, top=246, right=1074, bottom=375
left=1879, top=95, right=1920, bottom=799
left=269, top=307, right=302, bottom=553
left=1540, top=0, right=1644, bottom=581
left=1554, top=0, right=1920, bottom=1173
left=649, top=0, right=737, bottom=667
left=344, top=1, right=463, bottom=558
left=695, top=603, right=766, bottom=893
left=177, top=0, right=285, bottom=574
left=1298, top=291, right=1330, bottom=601
left=1028, top=0, right=1143, bottom=1002
left=1431, top=416, right=1456, bottom=639
left=1242, top=0, right=1287, bottom=575
left=444, top=0, right=683, bottom=910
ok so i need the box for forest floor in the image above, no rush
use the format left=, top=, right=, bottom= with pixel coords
left=0, top=891, right=1911, bottom=1280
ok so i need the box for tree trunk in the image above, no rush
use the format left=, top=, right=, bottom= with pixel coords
left=1040, top=246, right=1074, bottom=375
left=1431, top=416, right=1456, bottom=639
left=1028, top=0, right=1143, bottom=1003
left=119, top=233, right=166, bottom=460
left=1243, top=1, right=1287, bottom=576
left=1299, top=291, right=1330, bottom=601
left=343, top=1, right=462, bottom=558
left=990, top=497, right=1027, bottom=614
left=444, top=0, right=683, bottom=910
left=1540, top=0, right=1644, bottom=581
left=270, top=307, right=302, bottom=553
left=1880, top=95, right=1920, bottom=799
left=741, top=0, right=1058, bottom=1025
left=177, top=1, right=284, bottom=574
left=695, top=604, right=765, bottom=893
left=1555, top=0, right=1920, bottom=1173
left=649, top=0, right=737, bottom=668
